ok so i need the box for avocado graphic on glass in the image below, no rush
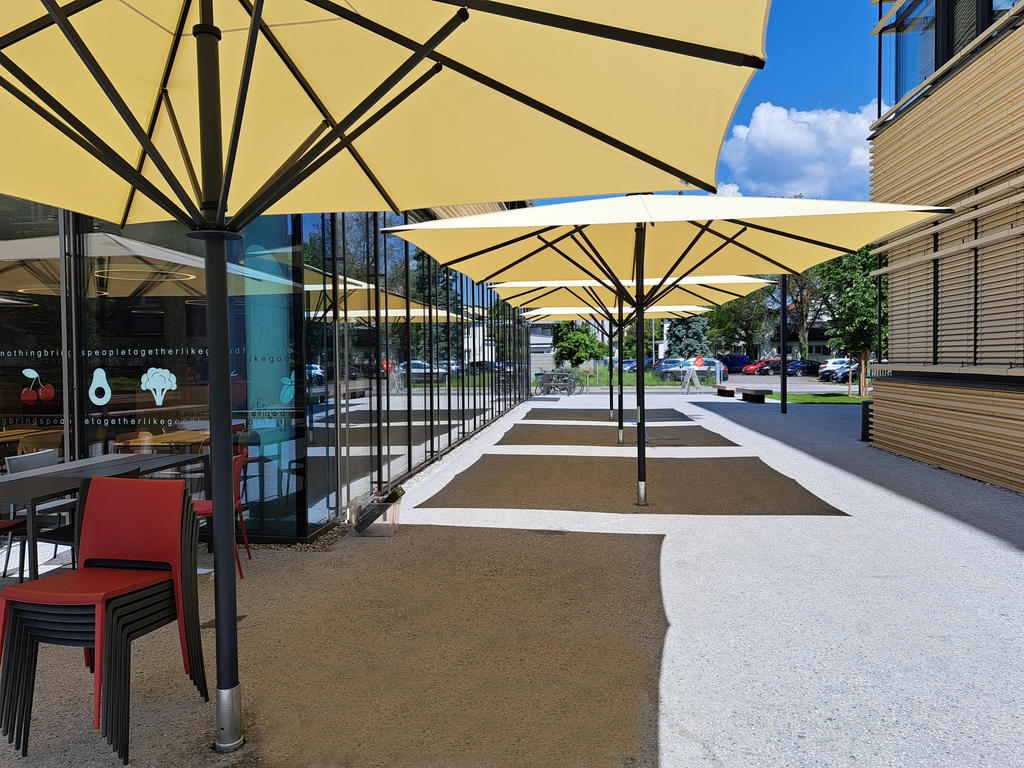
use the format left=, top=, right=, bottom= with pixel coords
left=88, top=368, right=111, bottom=406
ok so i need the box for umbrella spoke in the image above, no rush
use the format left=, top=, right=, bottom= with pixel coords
left=229, top=9, right=469, bottom=229
left=306, top=0, right=718, bottom=192
left=727, top=218, right=855, bottom=254
left=479, top=227, right=585, bottom=284
left=0, top=68, right=194, bottom=226
left=236, top=0, right=401, bottom=214
left=231, top=62, right=441, bottom=229
left=121, top=0, right=193, bottom=229
left=538, top=233, right=624, bottom=296
left=0, top=0, right=100, bottom=51
left=438, top=0, right=766, bottom=69
left=572, top=230, right=632, bottom=300
left=703, top=222, right=801, bottom=274
left=644, top=220, right=712, bottom=300
left=443, top=225, right=559, bottom=267
left=158, top=90, right=203, bottom=211
left=217, top=0, right=265, bottom=226
left=40, top=0, right=205, bottom=224
left=677, top=223, right=748, bottom=277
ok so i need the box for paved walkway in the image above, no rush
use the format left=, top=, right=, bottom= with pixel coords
left=403, top=391, right=1024, bottom=768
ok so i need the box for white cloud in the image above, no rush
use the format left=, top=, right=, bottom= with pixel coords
left=714, top=182, right=743, bottom=197
left=720, top=101, right=877, bottom=200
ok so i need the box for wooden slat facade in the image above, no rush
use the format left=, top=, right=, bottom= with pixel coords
left=869, top=18, right=1024, bottom=495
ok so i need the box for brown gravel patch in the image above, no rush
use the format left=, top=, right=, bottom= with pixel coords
left=496, top=423, right=736, bottom=447
left=420, top=454, right=846, bottom=516
left=522, top=408, right=690, bottom=422
left=3, top=526, right=666, bottom=768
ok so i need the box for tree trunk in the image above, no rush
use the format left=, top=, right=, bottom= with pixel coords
left=857, top=349, right=870, bottom=397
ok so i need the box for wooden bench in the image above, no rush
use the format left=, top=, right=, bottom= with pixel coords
left=714, top=384, right=736, bottom=398
left=735, top=387, right=772, bottom=404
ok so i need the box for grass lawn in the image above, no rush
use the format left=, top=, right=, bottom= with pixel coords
left=765, top=393, right=869, bottom=404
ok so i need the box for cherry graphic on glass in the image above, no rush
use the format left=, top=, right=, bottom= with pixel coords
left=20, top=368, right=54, bottom=405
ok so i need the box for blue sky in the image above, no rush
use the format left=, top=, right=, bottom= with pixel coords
left=717, top=1, right=882, bottom=200
left=540, top=3, right=883, bottom=205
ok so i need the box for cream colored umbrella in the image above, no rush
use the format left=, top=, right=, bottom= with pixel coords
left=521, top=304, right=708, bottom=322
left=495, top=275, right=771, bottom=310
left=0, top=2, right=770, bottom=748
left=388, top=193, right=951, bottom=506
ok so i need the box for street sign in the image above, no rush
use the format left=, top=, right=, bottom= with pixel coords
left=694, top=355, right=705, bottom=367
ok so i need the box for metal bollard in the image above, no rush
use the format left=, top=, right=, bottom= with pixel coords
left=860, top=399, right=873, bottom=442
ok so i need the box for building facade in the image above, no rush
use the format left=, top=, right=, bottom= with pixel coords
left=0, top=197, right=531, bottom=542
left=869, top=1, right=1024, bottom=493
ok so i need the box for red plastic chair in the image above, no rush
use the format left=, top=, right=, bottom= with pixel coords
left=193, top=453, right=251, bottom=579
left=0, top=478, right=206, bottom=738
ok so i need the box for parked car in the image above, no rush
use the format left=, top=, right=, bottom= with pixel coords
left=657, top=357, right=728, bottom=382
left=817, top=358, right=851, bottom=380
left=398, top=360, right=447, bottom=381
left=834, top=363, right=860, bottom=384
left=786, top=360, right=821, bottom=377
left=305, top=363, right=326, bottom=386
left=652, top=358, right=684, bottom=372
left=721, top=354, right=751, bottom=373
left=746, top=358, right=779, bottom=375
left=742, top=358, right=775, bottom=374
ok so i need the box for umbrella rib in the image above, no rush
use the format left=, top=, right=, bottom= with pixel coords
left=0, top=0, right=100, bottom=50
left=228, top=10, right=468, bottom=230
left=476, top=227, right=582, bottom=283
left=650, top=283, right=722, bottom=309
left=501, top=285, right=547, bottom=303
left=160, top=90, right=203, bottom=211
left=235, top=0, right=402, bottom=215
left=443, top=226, right=560, bottom=267
left=678, top=224, right=749, bottom=278
left=511, top=285, right=562, bottom=307
left=727, top=219, right=855, bottom=254
left=570, top=231, right=631, bottom=300
left=539, top=234, right=620, bottom=292
left=437, top=0, right=766, bottom=69
left=217, top=0, right=266, bottom=227
left=0, top=69, right=193, bottom=226
left=40, top=0, right=205, bottom=224
left=304, top=0, right=717, bottom=192
left=643, top=220, right=713, bottom=302
left=705, top=222, right=802, bottom=274
left=120, top=0, right=193, bottom=229
left=230, top=61, right=439, bottom=229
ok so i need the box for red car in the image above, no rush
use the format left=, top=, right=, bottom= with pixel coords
left=742, top=358, right=778, bottom=374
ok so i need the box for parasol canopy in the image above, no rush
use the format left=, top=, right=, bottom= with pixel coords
left=387, top=194, right=953, bottom=285
left=0, top=1, right=770, bottom=226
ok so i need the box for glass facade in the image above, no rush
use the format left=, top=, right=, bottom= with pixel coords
left=889, top=0, right=1021, bottom=101
left=0, top=196, right=530, bottom=542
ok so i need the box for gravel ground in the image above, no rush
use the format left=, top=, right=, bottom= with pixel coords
left=2, top=390, right=1021, bottom=768
left=402, top=392, right=1024, bottom=768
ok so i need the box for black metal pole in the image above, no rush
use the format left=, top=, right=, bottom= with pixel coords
left=191, top=0, right=243, bottom=751
left=372, top=212, right=384, bottom=489
left=780, top=273, right=788, bottom=415
left=607, top=321, right=614, bottom=420
left=404, top=217, right=413, bottom=473
left=617, top=296, right=624, bottom=444
left=634, top=223, right=648, bottom=505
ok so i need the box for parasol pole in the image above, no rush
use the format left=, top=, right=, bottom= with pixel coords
left=634, top=222, right=648, bottom=505
left=190, top=0, right=244, bottom=752
left=617, top=294, right=625, bottom=444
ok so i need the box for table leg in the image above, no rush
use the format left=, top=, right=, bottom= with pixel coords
left=26, top=501, right=38, bottom=581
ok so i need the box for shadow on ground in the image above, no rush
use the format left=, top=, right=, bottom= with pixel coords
left=696, top=401, right=1024, bottom=550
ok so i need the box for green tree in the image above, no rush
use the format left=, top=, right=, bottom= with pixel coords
left=816, top=247, right=884, bottom=395
left=704, top=286, right=774, bottom=358
left=665, top=315, right=711, bottom=358
left=552, top=321, right=607, bottom=367
left=620, top=322, right=652, bottom=359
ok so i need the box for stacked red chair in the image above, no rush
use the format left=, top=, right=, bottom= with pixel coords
left=0, top=477, right=207, bottom=764
left=193, top=453, right=251, bottom=579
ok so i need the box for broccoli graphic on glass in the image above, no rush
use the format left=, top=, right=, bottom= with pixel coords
left=141, top=367, right=177, bottom=406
